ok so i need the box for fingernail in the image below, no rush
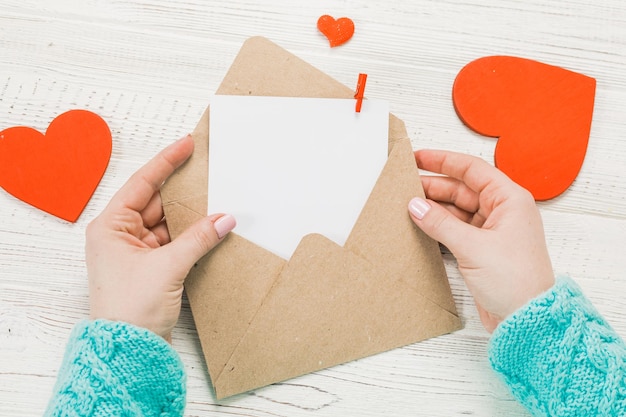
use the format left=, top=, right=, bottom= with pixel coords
left=176, top=133, right=192, bottom=143
left=408, top=197, right=431, bottom=220
left=214, top=214, right=236, bottom=239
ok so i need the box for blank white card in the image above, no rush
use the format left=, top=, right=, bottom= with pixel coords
left=208, top=95, right=389, bottom=259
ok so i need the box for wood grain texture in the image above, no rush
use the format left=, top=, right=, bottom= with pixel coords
left=1, top=0, right=625, bottom=415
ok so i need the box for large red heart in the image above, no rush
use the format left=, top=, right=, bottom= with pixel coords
left=317, top=15, right=354, bottom=47
left=452, top=56, right=596, bottom=200
left=0, top=110, right=112, bottom=222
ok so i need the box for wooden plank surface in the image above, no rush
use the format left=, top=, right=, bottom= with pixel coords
left=1, top=1, right=626, bottom=415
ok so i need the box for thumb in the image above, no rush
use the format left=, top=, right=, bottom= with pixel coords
left=407, top=197, right=474, bottom=256
left=165, top=213, right=236, bottom=271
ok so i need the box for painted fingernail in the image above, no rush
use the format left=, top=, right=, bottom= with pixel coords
left=214, top=214, right=236, bottom=239
left=408, top=197, right=431, bottom=220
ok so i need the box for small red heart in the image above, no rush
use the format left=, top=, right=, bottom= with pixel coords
left=0, top=109, right=112, bottom=222
left=317, top=15, right=354, bottom=47
left=453, top=56, right=596, bottom=200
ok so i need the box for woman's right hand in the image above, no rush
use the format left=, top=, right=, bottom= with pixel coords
left=407, top=150, right=555, bottom=332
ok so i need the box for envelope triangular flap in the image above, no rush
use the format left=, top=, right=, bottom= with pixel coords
left=160, top=36, right=461, bottom=400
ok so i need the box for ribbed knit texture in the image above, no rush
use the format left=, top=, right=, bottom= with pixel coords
left=489, top=277, right=626, bottom=416
left=44, top=320, right=186, bottom=417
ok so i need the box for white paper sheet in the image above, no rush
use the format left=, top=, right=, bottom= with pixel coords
left=208, top=95, right=389, bottom=259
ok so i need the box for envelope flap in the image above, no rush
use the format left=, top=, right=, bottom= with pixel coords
left=216, top=37, right=352, bottom=98
left=216, top=36, right=408, bottom=153
left=214, top=232, right=461, bottom=399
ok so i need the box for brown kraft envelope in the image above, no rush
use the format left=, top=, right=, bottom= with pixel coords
left=161, top=36, right=462, bottom=399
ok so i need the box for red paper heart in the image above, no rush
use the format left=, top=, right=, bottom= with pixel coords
left=317, top=15, right=354, bottom=47
left=0, top=109, right=112, bottom=222
left=452, top=56, right=596, bottom=200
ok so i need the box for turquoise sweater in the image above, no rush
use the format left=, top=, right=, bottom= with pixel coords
left=490, top=277, right=626, bottom=415
left=45, top=278, right=626, bottom=416
left=44, top=320, right=185, bottom=416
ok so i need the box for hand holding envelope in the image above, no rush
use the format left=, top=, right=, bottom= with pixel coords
left=161, top=36, right=461, bottom=399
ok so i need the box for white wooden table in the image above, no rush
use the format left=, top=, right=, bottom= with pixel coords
left=2, top=1, right=626, bottom=415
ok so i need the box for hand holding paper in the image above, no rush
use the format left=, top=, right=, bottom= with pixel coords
left=86, top=135, right=235, bottom=342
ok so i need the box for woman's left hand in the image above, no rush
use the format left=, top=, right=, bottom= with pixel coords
left=86, top=134, right=236, bottom=341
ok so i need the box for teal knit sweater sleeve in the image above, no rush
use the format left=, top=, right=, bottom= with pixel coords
left=489, top=277, right=626, bottom=416
left=44, top=320, right=186, bottom=417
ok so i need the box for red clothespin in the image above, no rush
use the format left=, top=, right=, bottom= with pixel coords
left=354, top=73, right=368, bottom=112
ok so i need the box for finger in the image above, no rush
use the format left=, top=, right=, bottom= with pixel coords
left=150, top=221, right=171, bottom=246
left=110, top=134, right=194, bottom=213
left=141, top=192, right=165, bottom=228
left=141, top=230, right=161, bottom=249
left=438, top=202, right=488, bottom=228
left=139, top=221, right=171, bottom=248
left=408, top=196, right=477, bottom=256
left=415, top=149, right=514, bottom=195
left=162, top=214, right=236, bottom=275
left=438, top=201, right=474, bottom=224
left=421, top=175, right=480, bottom=214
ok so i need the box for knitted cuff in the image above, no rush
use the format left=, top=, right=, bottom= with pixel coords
left=45, top=320, right=186, bottom=417
left=489, top=277, right=626, bottom=416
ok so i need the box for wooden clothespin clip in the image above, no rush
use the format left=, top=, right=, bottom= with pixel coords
left=354, top=73, right=368, bottom=112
